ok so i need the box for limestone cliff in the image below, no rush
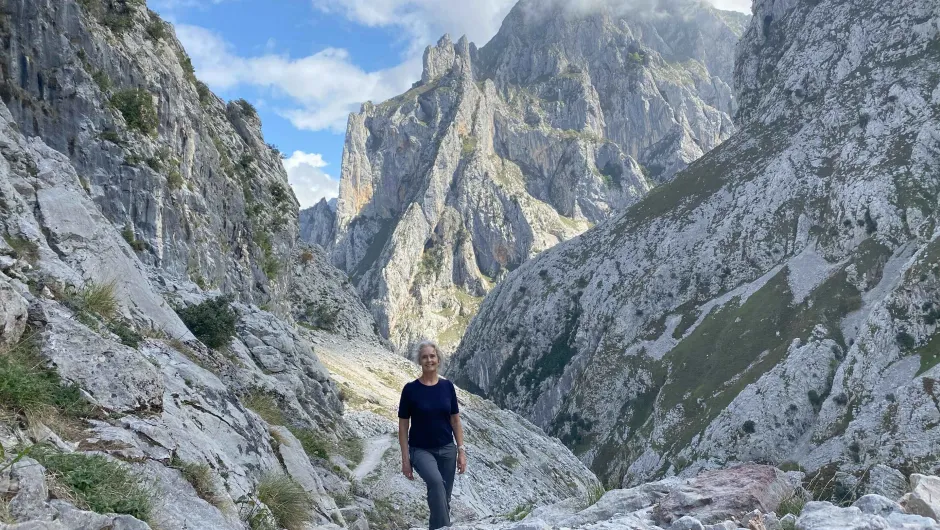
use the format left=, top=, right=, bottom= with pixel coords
left=302, top=0, right=747, bottom=351
left=0, top=1, right=603, bottom=528
left=452, top=0, right=940, bottom=489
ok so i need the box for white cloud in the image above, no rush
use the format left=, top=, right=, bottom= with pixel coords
left=312, top=0, right=516, bottom=55
left=282, top=151, right=340, bottom=208
left=175, top=25, right=418, bottom=132
left=709, top=0, right=751, bottom=12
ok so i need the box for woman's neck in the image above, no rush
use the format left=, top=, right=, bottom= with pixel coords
left=419, top=372, right=439, bottom=385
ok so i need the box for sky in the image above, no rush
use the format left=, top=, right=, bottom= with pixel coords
left=150, top=0, right=752, bottom=209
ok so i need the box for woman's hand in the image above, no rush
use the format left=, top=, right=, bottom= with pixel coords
left=402, top=457, right=414, bottom=480
left=457, top=449, right=467, bottom=474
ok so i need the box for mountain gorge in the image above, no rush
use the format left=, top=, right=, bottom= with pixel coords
left=452, top=0, right=940, bottom=490
left=301, top=0, right=748, bottom=351
left=0, top=1, right=601, bottom=528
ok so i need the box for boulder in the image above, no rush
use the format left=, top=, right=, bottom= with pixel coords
left=899, top=474, right=940, bottom=521
left=865, top=466, right=908, bottom=501
left=796, top=501, right=938, bottom=530
left=656, top=466, right=795, bottom=525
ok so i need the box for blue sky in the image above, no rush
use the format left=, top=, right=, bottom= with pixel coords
left=151, top=0, right=751, bottom=209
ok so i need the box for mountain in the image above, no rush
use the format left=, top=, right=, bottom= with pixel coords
left=451, top=0, right=940, bottom=489
left=0, top=1, right=601, bottom=528
left=301, top=0, right=748, bottom=351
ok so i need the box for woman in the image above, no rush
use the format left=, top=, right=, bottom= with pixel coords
left=398, top=341, right=467, bottom=530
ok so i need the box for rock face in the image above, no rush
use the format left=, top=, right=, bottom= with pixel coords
left=0, top=0, right=306, bottom=313
left=452, top=0, right=940, bottom=488
left=301, top=0, right=747, bottom=351
left=0, top=45, right=600, bottom=527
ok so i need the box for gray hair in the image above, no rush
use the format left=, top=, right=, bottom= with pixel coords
left=415, top=340, right=444, bottom=367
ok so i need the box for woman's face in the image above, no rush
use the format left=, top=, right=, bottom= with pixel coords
left=419, top=346, right=439, bottom=373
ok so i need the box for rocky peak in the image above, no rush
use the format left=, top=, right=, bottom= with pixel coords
left=303, top=0, right=746, bottom=352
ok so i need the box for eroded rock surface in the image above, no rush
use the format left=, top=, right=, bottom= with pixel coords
left=303, top=0, right=747, bottom=351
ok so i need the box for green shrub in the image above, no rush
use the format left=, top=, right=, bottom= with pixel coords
left=32, top=447, right=153, bottom=521
left=234, top=98, right=257, bottom=118
left=256, top=473, right=312, bottom=530
left=111, top=88, right=158, bottom=135
left=460, top=136, right=477, bottom=157
left=196, top=81, right=212, bottom=105
left=99, top=130, right=122, bottom=144
left=176, top=295, right=237, bottom=349
left=107, top=321, right=142, bottom=349
left=121, top=225, right=146, bottom=252
left=0, top=335, right=93, bottom=418
left=171, top=456, right=220, bottom=507
left=243, top=392, right=285, bottom=425
left=92, top=70, right=111, bottom=93
left=167, top=169, right=183, bottom=190
left=178, top=50, right=196, bottom=83
left=304, top=302, right=339, bottom=331
left=145, top=18, right=166, bottom=41
left=287, top=428, right=328, bottom=460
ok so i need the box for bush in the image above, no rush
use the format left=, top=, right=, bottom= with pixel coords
left=742, top=420, right=756, bottom=433
left=171, top=457, right=220, bottom=507
left=145, top=19, right=166, bottom=41
left=32, top=447, right=153, bottom=521
left=256, top=474, right=312, bottom=530
left=121, top=225, right=146, bottom=252
left=234, top=98, right=257, bottom=118
left=196, top=81, right=212, bottom=105
left=176, top=296, right=237, bottom=349
left=167, top=169, right=183, bottom=190
left=288, top=428, right=328, bottom=460
left=111, top=88, right=158, bottom=135
left=107, top=320, right=142, bottom=349
left=0, top=335, right=93, bottom=418
left=92, top=70, right=111, bottom=93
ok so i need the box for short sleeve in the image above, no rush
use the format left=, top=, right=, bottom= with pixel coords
left=449, top=381, right=459, bottom=415
left=397, top=384, right=411, bottom=419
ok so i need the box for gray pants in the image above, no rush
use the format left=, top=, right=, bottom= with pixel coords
left=409, top=443, right=457, bottom=530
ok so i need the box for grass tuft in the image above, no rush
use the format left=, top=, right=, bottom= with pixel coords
left=171, top=456, right=221, bottom=507
left=32, top=446, right=153, bottom=521
left=287, top=428, right=329, bottom=460
left=256, top=473, right=312, bottom=530
left=243, top=392, right=285, bottom=425
left=0, top=333, right=94, bottom=419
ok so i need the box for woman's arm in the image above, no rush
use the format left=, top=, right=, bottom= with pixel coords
left=399, top=418, right=413, bottom=480
left=450, top=414, right=467, bottom=474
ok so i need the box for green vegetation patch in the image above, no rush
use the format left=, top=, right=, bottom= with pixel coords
left=287, top=427, right=328, bottom=459
left=64, top=281, right=119, bottom=323
left=171, top=456, right=221, bottom=507
left=242, top=392, right=285, bottom=425
left=657, top=265, right=862, bottom=451
left=914, top=333, right=940, bottom=376
left=2, top=235, right=39, bottom=264
left=256, top=473, right=312, bottom=530
left=32, top=446, right=153, bottom=521
left=0, top=334, right=94, bottom=418
left=176, top=295, right=237, bottom=349
left=111, top=88, right=158, bottom=135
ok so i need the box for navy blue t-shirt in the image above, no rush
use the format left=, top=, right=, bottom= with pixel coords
left=397, top=378, right=459, bottom=449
